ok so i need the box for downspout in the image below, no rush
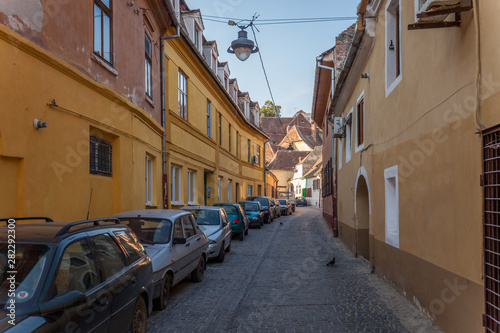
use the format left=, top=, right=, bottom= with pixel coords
left=161, top=0, right=182, bottom=209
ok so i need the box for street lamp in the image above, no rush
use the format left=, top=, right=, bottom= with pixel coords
left=227, top=29, right=259, bottom=61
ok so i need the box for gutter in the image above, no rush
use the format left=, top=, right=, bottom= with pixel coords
left=327, top=0, right=372, bottom=121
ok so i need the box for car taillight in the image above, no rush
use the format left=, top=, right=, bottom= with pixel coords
left=232, top=219, right=239, bottom=225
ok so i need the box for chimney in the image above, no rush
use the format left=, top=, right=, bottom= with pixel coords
left=311, top=122, right=316, bottom=138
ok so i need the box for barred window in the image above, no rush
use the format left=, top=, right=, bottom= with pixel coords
left=90, top=136, right=112, bottom=176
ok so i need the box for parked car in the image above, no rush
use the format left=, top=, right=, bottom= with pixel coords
left=273, top=199, right=282, bottom=217
left=279, top=199, right=293, bottom=215
left=239, top=201, right=264, bottom=228
left=296, top=197, right=308, bottom=206
left=213, top=203, right=249, bottom=241
left=181, top=206, right=232, bottom=263
left=112, top=209, right=208, bottom=311
left=0, top=217, right=154, bottom=333
left=246, top=196, right=274, bottom=223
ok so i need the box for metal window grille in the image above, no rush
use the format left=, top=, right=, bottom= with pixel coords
left=90, top=136, right=112, bottom=176
left=484, top=129, right=500, bottom=332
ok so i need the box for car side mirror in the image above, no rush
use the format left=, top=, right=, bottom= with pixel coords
left=39, top=290, right=87, bottom=315
left=173, top=237, right=187, bottom=245
left=223, top=222, right=228, bottom=228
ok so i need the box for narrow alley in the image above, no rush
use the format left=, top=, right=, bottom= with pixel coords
left=148, top=207, right=440, bottom=333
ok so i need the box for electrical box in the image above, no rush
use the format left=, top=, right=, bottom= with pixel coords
left=333, top=117, right=345, bottom=138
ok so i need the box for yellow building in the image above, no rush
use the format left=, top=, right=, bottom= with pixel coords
left=0, top=1, right=170, bottom=221
left=164, top=3, right=267, bottom=207
left=325, top=0, right=496, bottom=331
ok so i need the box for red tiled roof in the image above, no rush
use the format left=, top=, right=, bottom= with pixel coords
left=260, top=117, right=293, bottom=134
left=268, top=150, right=310, bottom=171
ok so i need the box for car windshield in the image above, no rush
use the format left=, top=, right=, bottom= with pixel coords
left=118, top=218, right=172, bottom=244
left=279, top=200, right=287, bottom=205
left=254, top=198, right=268, bottom=207
left=189, top=210, right=220, bottom=226
left=0, top=243, right=52, bottom=309
left=244, top=203, right=259, bottom=211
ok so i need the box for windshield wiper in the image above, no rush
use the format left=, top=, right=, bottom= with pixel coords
left=141, top=239, right=154, bottom=245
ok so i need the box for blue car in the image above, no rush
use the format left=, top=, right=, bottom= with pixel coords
left=239, top=201, right=264, bottom=228
left=213, top=203, right=249, bottom=241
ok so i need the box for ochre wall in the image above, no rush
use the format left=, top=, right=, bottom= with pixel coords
left=0, top=25, right=163, bottom=221
left=335, top=1, right=484, bottom=331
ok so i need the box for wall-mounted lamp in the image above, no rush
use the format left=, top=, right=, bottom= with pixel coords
left=389, top=40, right=395, bottom=50
left=360, top=73, right=370, bottom=79
left=34, top=119, right=48, bottom=130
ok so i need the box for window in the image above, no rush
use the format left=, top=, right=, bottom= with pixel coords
left=247, top=139, right=251, bottom=163
left=257, top=145, right=261, bottom=166
left=218, top=177, right=222, bottom=202
left=224, top=74, right=229, bottom=89
left=345, top=111, right=352, bottom=163
left=258, top=184, right=262, bottom=196
left=385, top=0, right=402, bottom=96
left=236, top=131, right=239, bottom=157
left=356, top=94, right=365, bottom=150
left=94, top=0, right=112, bottom=63
left=247, top=185, right=253, bottom=197
left=178, top=71, right=188, bottom=120
left=92, top=234, right=126, bottom=279
left=145, top=156, right=153, bottom=205
left=228, top=180, right=232, bottom=202
left=384, top=165, right=399, bottom=248
left=182, top=215, right=196, bottom=238
left=53, top=240, right=98, bottom=297
left=229, top=124, right=231, bottom=152
left=207, top=100, right=212, bottom=138
left=219, top=114, right=222, bottom=145
left=338, top=138, right=343, bottom=170
left=188, top=169, right=195, bottom=204
left=114, top=230, right=145, bottom=263
left=145, top=34, right=152, bottom=97
left=171, top=164, right=181, bottom=204
left=173, top=218, right=184, bottom=239
left=194, top=25, right=201, bottom=50
left=90, top=136, right=112, bottom=176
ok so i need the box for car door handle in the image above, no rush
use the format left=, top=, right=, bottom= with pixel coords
left=131, top=276, right=137, bottom=285
left=185, top=243, right=191, bottom=247
left=196, top=237, right=201, bottom=241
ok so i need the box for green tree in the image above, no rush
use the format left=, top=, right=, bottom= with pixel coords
left=260, top=100, right=281, bottom=117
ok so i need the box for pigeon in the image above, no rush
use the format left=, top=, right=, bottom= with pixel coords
left=326, top=257, right=336, bottom=266
left=279, top=221, right=283, bottom=225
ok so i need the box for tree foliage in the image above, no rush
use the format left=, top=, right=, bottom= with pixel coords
left=260, top=100, right=281, bottom=117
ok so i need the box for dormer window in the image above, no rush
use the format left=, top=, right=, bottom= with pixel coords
left=194, top=24, right=201, bottom=50
left=224, top=74, right=229, bottom=89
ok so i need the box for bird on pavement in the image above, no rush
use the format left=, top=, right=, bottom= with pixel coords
left=326, top=257, right=336, bottom=266
left=279, top=221, right=283, bottom=225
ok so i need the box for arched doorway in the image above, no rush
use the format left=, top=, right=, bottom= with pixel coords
left=355, top=174, right=370, bottom=261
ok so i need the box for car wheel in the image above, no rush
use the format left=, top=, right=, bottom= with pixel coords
left=131, top=296, right=147, bottom=333
left=191, top=257, right=205, bottom=282
left=244, top=227, right=249, bottom=235
left=216, top=242, right=225, bottom=263
left=225, top=240, right=231, bottom=252
left=258, top=220, right=262, bottom=229
left=239, top=232, right=245, bottom=241
left=154, top=275, right=171, bottom=311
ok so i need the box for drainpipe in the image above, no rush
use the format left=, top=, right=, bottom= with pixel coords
left=160, top=0, right=182, bottom=209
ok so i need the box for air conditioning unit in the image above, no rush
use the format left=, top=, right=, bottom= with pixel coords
left=332, top=117, right=345, bottom=138
left=252, top=156, right=259, bottom=164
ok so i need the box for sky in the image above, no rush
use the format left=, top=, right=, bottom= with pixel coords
left=186, top=0, right=358, bottom=117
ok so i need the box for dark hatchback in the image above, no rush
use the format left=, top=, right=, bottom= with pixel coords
left=246, top=196, right=274, bottom=223
left=0, top=217, right=154, bottom=333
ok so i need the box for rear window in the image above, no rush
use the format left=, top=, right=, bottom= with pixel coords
left=118, top=218, right=172, bottom=244
left=244, top=203, right=259, bottom=211
left=219, top=205, right=238, bottom=215
left=189, top=210, right=220, bottom=226
left=254, top=198, right=268, bottom=207
left=279, top=200, right=287, bottom=205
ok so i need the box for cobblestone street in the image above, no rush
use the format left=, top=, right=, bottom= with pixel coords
left=148, top=207, right=441, bottom=333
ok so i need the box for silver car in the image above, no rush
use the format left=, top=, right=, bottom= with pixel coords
left=112, top=209, right=209, bottom=311
left=181, top=206, right=232, bottom=263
